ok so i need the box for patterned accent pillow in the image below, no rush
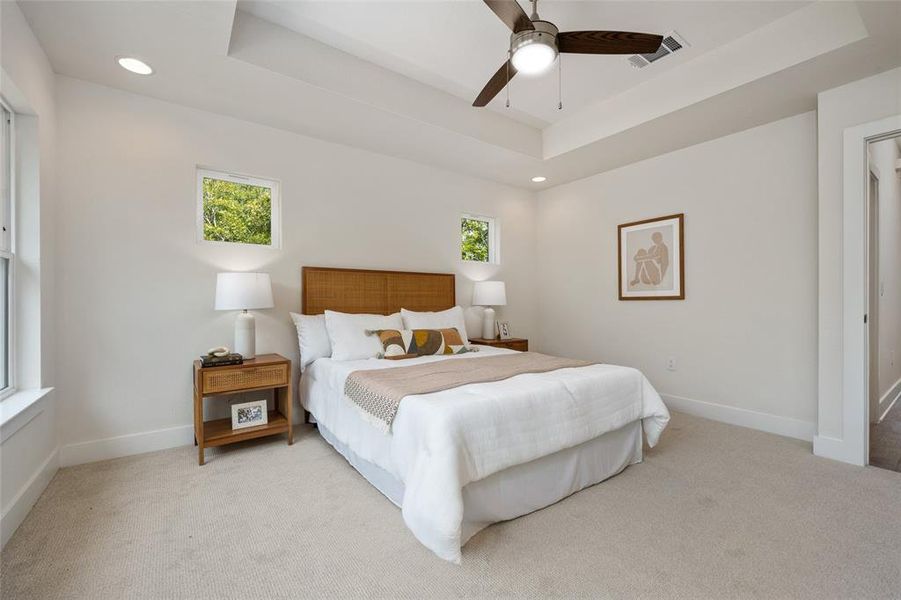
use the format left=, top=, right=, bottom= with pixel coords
left=367, top=328, right=476, bottom=359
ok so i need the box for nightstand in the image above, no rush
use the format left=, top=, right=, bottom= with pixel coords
left=192, top=353, right=293, bottom=465
left=470, top=337, right=529, bottom=352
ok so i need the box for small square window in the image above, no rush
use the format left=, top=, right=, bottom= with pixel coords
left=197, top=168, right=280, bottom=248
left=461, top=214, right=498, bottom=264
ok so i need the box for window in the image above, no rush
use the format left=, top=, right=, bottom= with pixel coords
left=1, top=99, right=13, bottom=395
left=461, top=214, right=498, bottom=264
left=196, top=168, right=280, bottom=248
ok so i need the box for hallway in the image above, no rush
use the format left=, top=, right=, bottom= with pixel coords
left=871, top=400, right=901, bottom=472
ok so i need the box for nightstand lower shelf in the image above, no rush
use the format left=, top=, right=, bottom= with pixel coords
left=202, top=410, right=289, bottom=448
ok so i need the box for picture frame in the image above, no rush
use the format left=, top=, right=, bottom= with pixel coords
left=231, top=399, right=268, bottom=430
left=618, top=213, right=684, bottom=300
left=497, top=321, right=512, bottom=339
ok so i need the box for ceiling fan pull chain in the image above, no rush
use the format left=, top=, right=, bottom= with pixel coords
left=558, top=54, right=563, bottom=110
left=505, top=52, right=511, bottom=108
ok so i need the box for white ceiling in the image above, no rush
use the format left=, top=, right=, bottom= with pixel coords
left=16, top=1, right=901, bottom=189
left=240, top=1, right=809, bottom=125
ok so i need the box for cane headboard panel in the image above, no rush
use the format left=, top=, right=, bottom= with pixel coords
left=301, top=267, right=456, bottom=316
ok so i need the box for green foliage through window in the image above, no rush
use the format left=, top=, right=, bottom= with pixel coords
left=461, top=217, right=490, bottom=262
left=202, top=177, right=272, bottom=245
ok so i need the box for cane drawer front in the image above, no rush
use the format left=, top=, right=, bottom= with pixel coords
left=201, top=363, right=288, bottom=394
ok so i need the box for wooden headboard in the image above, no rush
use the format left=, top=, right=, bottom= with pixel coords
left=301, top=266, right=455, bottom=315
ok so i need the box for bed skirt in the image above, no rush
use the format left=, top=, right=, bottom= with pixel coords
left=317, top=420, right=643, bottom=545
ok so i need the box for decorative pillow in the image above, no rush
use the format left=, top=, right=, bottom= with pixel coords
left=289, top=313, right=332, bottom=372
left=400, top=306, right=471, bottom=346
left=369, top=328, right=476, bottom=359
left=324, top=310, right=404, bottom=361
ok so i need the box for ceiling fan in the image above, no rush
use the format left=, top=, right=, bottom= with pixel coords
left=473, top=0, right=664, bottom=107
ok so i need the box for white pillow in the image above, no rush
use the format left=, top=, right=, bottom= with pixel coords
left=290, top=313, right=332, bottom=372
left=401, top=306, right=470, bottom=346
left=324, top=310, right=403, bottom=361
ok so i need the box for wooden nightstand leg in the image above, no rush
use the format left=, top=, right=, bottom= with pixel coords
left=194, top=384, right=205, bottom=466
left=286, top=380, right=294, bottom=445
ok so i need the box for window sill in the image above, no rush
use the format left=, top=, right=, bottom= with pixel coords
left=0, top=388, right=54, bottom=444
left=460, top=259, right=500, bottom=266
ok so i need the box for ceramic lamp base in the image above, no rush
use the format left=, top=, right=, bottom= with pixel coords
left=481, top=307, right=496, bottom=339
left=234, top=311, right=256, bottom=359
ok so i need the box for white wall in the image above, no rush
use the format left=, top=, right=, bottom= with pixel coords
left=0, top=1, right=58, bottom=548
left=869, top=137, right=901, bottom=417
left=816, top=68, right=901, bottom=457
left=535, top=112, right=818, bottom=440
left=54, top=77, right=538, bottom=465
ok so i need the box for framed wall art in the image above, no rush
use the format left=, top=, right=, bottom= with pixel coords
left=618, top=213, right=684, bottom=300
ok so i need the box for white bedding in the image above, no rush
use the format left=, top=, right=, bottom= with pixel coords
left=302, top=347, right=670, bottom=563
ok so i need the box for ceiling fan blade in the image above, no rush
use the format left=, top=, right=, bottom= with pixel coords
left=473, top=60, right=517, bottom=107
left=558, top=31, right=663, bottom=55
left=482, top=0, right=534, bottom=33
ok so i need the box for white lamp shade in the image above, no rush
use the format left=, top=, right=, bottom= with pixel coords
left=215, top=272, right=274, bottom=311
left=472, top=281, right=507, bottom=306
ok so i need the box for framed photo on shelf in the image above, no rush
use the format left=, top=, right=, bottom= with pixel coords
left=618, top=213, right=684, bottom=300
left=497, top=321, right=512, bottom=339
left=231, top=399, right=268, bottom=430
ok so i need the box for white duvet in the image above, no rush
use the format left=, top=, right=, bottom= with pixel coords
left=303, top=347, right=670, bottom=563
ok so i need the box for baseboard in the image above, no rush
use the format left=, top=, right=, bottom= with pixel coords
left=812, top=434, right=865, bottom=466
left=59, top=424, right=194, bottom=467
left=59, top=408, right=306, bottom=467
left=1, top=448, right=59, bottom=549
left=661, top=393, right=816, bottom=442
left=57, top=395, right=820, bottom=466
left=877, top=376, right=901, bottom=422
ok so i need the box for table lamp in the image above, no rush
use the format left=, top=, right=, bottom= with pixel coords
left=472, top=281, right=507, bottom=339
left=215, top=272, right=274, bottom=359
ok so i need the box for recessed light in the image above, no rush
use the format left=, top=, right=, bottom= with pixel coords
left=117, top=57, right=153, bottom=75
left=531, top=176, right=547, bottom=183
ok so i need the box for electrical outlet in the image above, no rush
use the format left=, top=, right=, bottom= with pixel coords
left=667, top=357, right=677, bottom=371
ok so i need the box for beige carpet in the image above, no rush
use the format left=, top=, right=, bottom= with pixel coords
left=2, top=412, right=900, bottom=599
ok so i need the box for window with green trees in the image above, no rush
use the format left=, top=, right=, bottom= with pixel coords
left=198, top=169, right=279, bottom=247
left=461, top=215, right=497, bottom=263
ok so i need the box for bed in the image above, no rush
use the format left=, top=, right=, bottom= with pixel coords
left=298, top=266, right=670, bottom=563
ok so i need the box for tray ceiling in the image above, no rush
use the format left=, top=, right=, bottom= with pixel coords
left=17, top=1, right=901, bottom=189
left=240, top=1, right=809, bottom=126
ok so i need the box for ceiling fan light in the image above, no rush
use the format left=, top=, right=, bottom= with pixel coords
left=511, top=42, right=557, bottom=75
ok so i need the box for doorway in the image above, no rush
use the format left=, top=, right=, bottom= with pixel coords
left=867, top=134, right=901, bottom=473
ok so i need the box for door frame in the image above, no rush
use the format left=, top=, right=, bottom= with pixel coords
left=866, top=165, right=879, bottom=425
left=840, top=115, right=901, bottom=466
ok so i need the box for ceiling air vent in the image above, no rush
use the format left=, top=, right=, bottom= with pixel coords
left=627, top=31, right=689, bottom=69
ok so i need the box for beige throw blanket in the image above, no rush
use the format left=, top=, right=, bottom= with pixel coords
left=344, top=352, right=594, bottom=431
